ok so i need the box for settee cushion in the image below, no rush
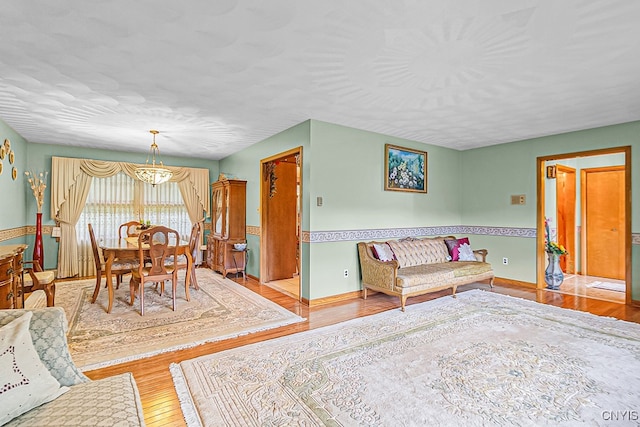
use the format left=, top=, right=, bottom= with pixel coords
left=388, top=238, right=450, bottom=268
left=0, top=312, right=69, bottom=425
left=396, top=261, right=492, bottom=289
left=5, top=373, right=145, bottom=427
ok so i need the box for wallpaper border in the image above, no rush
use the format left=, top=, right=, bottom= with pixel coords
left=3, top=225, right=639, bottom=245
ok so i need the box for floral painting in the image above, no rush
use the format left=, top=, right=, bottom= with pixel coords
left=384, top=144, right=427, bottom=193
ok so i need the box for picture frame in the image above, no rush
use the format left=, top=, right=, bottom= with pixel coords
left=546, top=165, right=557, bottom=179
left=384, top=144, right=427, bottom=193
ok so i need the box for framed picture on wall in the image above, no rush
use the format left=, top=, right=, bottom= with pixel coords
left=384, top=144, right=427, bottom=193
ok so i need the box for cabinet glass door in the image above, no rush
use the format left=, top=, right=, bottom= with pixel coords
left=213, top=188, right=223, bottom=236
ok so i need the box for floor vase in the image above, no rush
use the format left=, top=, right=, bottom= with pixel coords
left=33, top=212, right=44, bottom=268
left=545, top=252, right=563, bottom=290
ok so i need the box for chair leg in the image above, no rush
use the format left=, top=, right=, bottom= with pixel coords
left=91, top=271, right=102, bottom=303
left=116, top=274, right=121, bottom=290
left=172, top=278, right=177, bottom=311
left=129, top=277, right=139, bottom=306
left=44, top=283, right=56, bottom=307
left=140, top=281, right=145, bottom=316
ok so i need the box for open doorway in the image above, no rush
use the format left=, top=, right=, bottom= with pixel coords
left=537, top=146, right=632, bottom=305
left=259, top=147, right=302, bottom=300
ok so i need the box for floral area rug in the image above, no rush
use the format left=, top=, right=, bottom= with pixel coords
left=171, top=290, right=640, bottom=426
left=30, top=268, right=304, bottom=371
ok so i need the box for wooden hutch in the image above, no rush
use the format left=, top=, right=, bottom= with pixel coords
left=0, top=244, right=27, bottom=309
left=207, top=179, right=247, bottom=277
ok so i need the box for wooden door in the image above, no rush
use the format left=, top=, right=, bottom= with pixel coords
left=264, top=160, right=298, bottom=281
left=583, top=166, right=625, bottom=279
left=555, top=165, right=576, bottom=273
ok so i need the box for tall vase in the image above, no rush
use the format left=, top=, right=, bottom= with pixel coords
left=544, top=252, right=563, bottom=290
left=33, top=212, right=44, bottom=268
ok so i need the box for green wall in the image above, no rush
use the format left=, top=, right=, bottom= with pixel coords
left=461, top=121, right=640, bottom=299
left=307, top=120, right=462, bottom=299
left=218, top=120, right=312, bottom=297
left=0, top=119, right=28, bottom=242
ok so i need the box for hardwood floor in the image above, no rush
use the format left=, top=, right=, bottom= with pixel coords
left=85, top=276, right=640, bottom=427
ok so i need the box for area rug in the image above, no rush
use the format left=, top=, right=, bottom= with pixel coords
left=30, top=268, right=304, bottom=371
left=171, top=290, right=640, bottom=426
left=587, top=280, right=626, bottom=293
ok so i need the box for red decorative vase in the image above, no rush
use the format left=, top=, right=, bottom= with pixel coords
left=33, top=212, right=44, bottom=268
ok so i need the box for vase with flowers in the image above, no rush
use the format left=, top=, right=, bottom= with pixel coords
left=25, top=170, right=48, bottom=268
left=544, top=217, right=568, bottom=289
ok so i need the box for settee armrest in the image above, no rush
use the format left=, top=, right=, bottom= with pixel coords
left=473, top=249, right=488, bottom=263
left=357, top=242, right=399, bottom=292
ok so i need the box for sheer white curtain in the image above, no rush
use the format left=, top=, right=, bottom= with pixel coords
left=76, top=172, right=191, bottom=277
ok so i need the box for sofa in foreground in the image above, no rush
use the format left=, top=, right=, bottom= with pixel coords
left=0, top=307, right=145, bottom=426
left=357, top=236, right=494, bottom=311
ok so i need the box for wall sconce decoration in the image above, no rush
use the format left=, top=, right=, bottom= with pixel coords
left=546, top=165, right=557, bottom=179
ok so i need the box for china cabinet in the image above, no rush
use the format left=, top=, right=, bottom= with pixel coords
left=207, top=179, right=247, bottom=277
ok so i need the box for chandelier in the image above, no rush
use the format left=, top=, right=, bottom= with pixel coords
left=135, top=130, right=173, bottom=186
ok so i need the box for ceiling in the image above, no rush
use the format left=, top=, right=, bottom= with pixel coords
left=1, top=1, right=639, bottom=160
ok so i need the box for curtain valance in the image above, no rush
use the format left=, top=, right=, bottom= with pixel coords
left=51, top=157, right=210, bottom=219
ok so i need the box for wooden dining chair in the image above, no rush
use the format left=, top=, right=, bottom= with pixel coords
left=88, top=223, right=139, bottom=304
left=119, top=221, right=142, bottom=240
left=22, top=260, right=56, bottom=307
left=168, top=222, right=201, bottom=291
left=129, top=226, right=184, bottom=316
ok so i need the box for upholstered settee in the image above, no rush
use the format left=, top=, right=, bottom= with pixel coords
left=357, top=236, right=494, bottom=311
left=0, top=307, right=145, bottom=426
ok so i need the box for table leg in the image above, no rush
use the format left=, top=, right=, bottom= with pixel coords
left=105, top=251, right=115, bottom=314
left=185, top=254, right=200, bottom=291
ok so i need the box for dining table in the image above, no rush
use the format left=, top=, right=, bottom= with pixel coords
left=99, top=235, right=195, bottom=314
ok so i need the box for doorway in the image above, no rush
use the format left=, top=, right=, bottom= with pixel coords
left=259, top=147, right=302, bottom=300
left=556, top=164, right=576, bottom=273
left=537, top=146, right=632, bottom=305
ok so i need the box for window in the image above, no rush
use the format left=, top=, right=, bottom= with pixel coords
left=76, top=173, right=190, bottom=276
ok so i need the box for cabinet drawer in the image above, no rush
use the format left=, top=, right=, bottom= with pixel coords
left=0, top=259, right=13, bottom=281
left=0, top=279, right=14, bottom=309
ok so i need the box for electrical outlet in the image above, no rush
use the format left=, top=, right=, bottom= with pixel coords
left=502, top=257, right=509, bottom=265
left=343, top=269, right=349, bottom=278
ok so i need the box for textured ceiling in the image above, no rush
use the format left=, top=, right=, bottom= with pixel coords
left=1, top=1, right=639, bottom=160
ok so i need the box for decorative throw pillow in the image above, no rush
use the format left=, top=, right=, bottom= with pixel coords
left=0, top=312, right=69, bottom=425
left=457, top=242, right=477, bottom=261
left=445, top=237, right=476, bottom=261
left=372, top=243, right=395, bottom=262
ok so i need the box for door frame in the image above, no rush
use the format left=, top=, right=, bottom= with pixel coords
left=555, top=164, right=576, bottom=273
left=259, top=146, right=302, bottom=299
left=536, top=146, right=632, bottom=304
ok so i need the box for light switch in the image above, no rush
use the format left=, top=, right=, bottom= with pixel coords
left=317, top=196, right=323, bottom=207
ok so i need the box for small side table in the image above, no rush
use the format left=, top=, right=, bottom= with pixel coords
left=230, top=248, right=249, bottom=280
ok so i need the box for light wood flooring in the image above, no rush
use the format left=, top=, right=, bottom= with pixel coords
left=85, top=275, right=640, bottom=427
left=549, top=273, right=626, bottom=303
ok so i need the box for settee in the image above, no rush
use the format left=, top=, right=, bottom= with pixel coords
left=357, top=236, right=494, bottom=311
left=0, top=307, right=145, bottom=426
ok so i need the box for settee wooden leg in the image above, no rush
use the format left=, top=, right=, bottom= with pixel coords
left=362, top=287, right=368, bottom=300
left=489, top=277, right=494, bottom=289
left=451, top=286, right=457, bottom=299
left=400, top=295, right=407, bottom=312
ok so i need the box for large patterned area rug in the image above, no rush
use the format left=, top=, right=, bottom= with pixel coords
left=171, top=290, right=640, bottom=426
left=29, top=268, right=304, bottom=371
